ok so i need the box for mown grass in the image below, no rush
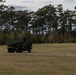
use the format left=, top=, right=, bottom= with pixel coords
left=0, top=43, right=76, bottom=75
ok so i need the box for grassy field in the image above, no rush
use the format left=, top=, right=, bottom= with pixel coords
left=0, top=43, right=76, bottom=75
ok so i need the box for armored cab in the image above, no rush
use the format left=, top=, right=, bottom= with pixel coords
left=6, top=38, right=32, bottom=53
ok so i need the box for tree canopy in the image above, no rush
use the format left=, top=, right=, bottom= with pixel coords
left=0, top=3, right=76, bottom=44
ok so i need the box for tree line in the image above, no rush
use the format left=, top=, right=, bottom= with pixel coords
left=0, top=1, right=76, bottom=44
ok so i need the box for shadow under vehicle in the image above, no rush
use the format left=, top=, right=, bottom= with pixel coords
left=6, top=38, right=32, bottom=53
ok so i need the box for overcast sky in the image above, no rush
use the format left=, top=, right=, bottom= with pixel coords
left=4, top=0, right=76, bottom=11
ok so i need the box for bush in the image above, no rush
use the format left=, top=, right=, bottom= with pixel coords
left=0, top=32, right=6, bottom=44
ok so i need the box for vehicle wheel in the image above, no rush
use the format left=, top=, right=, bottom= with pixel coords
left=8, top=48, right=15, bottom=53
left=28, top=49, right=31, bottom=52
left=19, top=50, right=23, bottom=52
left=16, top=48, right=23, bottom=53
left=16, top=48, right=20, bottom=53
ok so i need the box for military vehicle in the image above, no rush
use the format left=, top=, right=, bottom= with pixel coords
left=6, top=38, right=32, bottom=53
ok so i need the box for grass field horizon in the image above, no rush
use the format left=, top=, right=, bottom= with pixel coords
left=0, top=43, right=76, bottom=75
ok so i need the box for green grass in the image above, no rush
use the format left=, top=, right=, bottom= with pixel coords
left=0, top=43, right=76, bottom=75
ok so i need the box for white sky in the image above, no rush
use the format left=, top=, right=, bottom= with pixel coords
left=4, top=0, right=76, bottom=11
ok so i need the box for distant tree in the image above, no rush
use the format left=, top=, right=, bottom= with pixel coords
left=0, top=4, right=8, bottom=31
left=0, top=0, right=5, bottom=2
left=14, top=10, right=31, bottom=32
left=31, top=4, right=58, bottom=42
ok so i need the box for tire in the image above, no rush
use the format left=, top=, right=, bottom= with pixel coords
left=16, top=48, right=23, bottom=53
left=16, top=48, right=20, bottom=53
left=28, top=49, right=31, bottom=52
left=8, top=48, right=15, bottom=53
